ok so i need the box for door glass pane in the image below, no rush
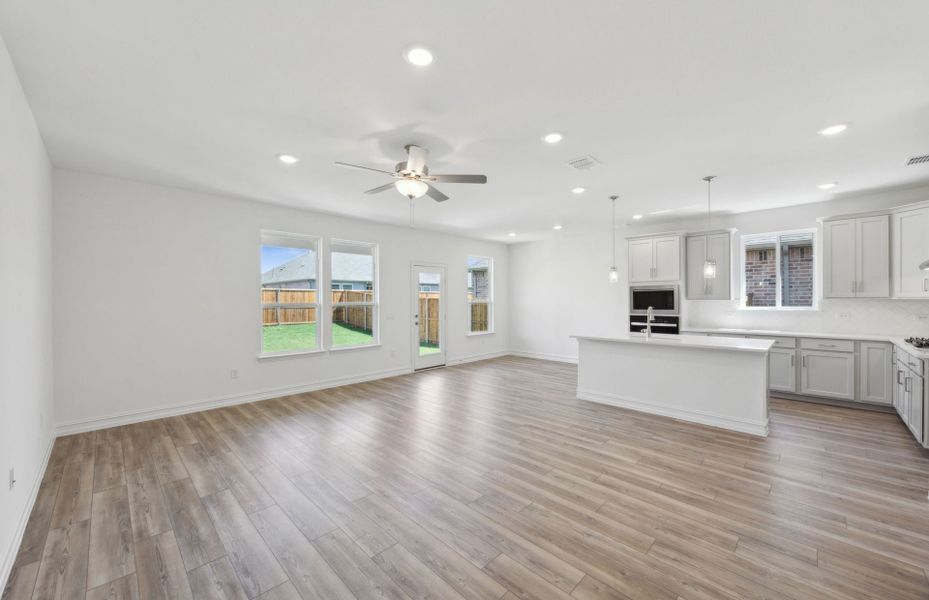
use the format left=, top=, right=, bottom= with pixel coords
left=419, top=271, right=441, bottom=355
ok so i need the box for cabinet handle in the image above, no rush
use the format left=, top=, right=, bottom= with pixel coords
left=802, top=356, right=807, bottom=368
left=898, top=369, right=904, bottom=385
left=790, top=354, right=795, bottom=366
left=924, top=278, right=928, bottom=292
left=820, top=344, right=837, bottom=348
left=906, top=377, right=912, bottom=393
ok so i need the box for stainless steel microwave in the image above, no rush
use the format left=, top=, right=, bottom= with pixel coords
left=630, top=285, right=679, bottom=315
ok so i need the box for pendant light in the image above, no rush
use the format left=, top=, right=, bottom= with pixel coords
left=608, top=195, right=619, bottom=283
left=702, top=176, right=717, bottom=279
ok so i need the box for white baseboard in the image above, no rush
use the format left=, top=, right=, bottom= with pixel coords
left=577, top=387, right=769, bottom=437
left=446, top=350, right=510, bottom=365
left=54, top=366, right=413, bottom=436
left=508, top=350, right=578, bottom=364
left=1, top=434, right=55, bottom=593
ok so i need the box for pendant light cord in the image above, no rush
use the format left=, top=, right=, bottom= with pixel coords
left=610, top=195, right=618, bottom=267
left=703, top=176, right=715, bottom=230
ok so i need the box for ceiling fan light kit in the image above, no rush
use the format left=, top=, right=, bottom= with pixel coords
left=336, top=144, right=486, bottom=204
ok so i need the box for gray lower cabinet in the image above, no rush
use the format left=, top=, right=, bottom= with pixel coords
left=768, top=348, right=797, bottom=393
left=859, top=342, right=893, bottom=404
left=800, top=349, right=856, bottom=401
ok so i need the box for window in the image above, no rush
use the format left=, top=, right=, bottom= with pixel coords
left=330, top=240, right=377, bottom=348
left=741, top=230, right=815, bottom=309
left=260, top=231, right=321, bottom=355
left=467, top=256, right=493, bottom=333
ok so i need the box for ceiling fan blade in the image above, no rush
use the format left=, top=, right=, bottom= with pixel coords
left=335, top=161, right=395, bottom=175
left=425, top=184, right=449, bottom=203
left=363, top=182, right=397, bottom=195
left=405, top=145, right=428, bottom=174
left=429, top=174, right=487, bottom=184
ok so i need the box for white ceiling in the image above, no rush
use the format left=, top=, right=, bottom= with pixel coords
left=2, top=1, right=928, bottom=241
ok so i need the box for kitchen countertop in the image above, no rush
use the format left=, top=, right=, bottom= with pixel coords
left=572, top=333, right=774, bottom=353
left=680, top=327, right=929, bottom=359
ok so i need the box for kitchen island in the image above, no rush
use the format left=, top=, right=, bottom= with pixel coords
left=572, top=333, right=774, bottom=436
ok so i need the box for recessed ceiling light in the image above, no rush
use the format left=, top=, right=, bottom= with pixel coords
left=553, top=224, right=563, bottom=230
left=818, top=124, right=848, bottom=136
left=632, top=214, right=643, bottom=220
left=277, top=154, right=299, bottom=165
left=571, top=187, right=585, bottom=194
left=542, top=132, right=563, bottom=144
left=507, top=232, right=517, bottom=237
left=818, top=182, right=837, bottom=190
left=404, top=46, right=434, bottom=67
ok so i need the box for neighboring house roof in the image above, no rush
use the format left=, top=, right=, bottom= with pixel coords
left=262, top=252, right=374, bottom=285
left=467, top=256, right=489, bottom=270
left=419, top=273, right=440, bottom=285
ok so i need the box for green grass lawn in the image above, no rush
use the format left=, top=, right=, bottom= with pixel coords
left=262, top=322, right=374, bottom=353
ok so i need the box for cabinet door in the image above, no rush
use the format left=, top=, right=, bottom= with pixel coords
left=909, top=375, right=924, bottom=441
left=892, top=361, right=906, bottom=415
left=800, top=350, right=855, bottom=400
left=855, top=215, right=890, bottom=298
left=768, top=349, right=797, bottom=393
left=705, top=233, right=731, bottom=300
left=893, top=208, right=929, bottom=298
left=653, top=236, right=681, bottom=281
left=859, top=342, right=892, bottom=404
left=823, top=219, right=856, bottom=298
left=629, top=239, right=654, bottom=283
left=685, top=235, right=708, bottom=299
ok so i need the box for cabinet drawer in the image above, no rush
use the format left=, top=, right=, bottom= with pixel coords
left=800, top=338, right=854, bottom=353
left=769, top=336, right=797, bottom=348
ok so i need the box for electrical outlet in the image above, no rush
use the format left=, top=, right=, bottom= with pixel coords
left=9, top=468, right=15, bottom=491
left=837, top=312, right=851, bottom=319
left=916, top=314, right=929, bottom=321
left=230, top=369, right=238, bottom=379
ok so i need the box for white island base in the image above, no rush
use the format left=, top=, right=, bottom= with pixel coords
left=573, top=334, right=774, bottom=436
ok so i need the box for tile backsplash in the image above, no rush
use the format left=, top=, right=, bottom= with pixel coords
left=686, top=298, right=929, bottom=336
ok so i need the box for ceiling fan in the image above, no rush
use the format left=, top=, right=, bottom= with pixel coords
left=336, top=144, right=487, bottom=202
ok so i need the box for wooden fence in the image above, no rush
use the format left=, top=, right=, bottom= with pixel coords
left=261, top=288, right=483, bottom=341
left=419, top=293, right=439, bottom=345
left=470, top=302, right=489, bottom=332
left=261, top=288, right=375, bottom=333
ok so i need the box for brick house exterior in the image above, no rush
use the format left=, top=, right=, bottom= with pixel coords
left=744, top=242, right=813, bottom=307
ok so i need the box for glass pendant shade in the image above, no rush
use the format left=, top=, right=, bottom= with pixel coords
left=703, top=259, right=717, bottom=279
left=395, top=178, right=428, bottom=199
left=920, top=259, right=929, bottom=271
left=608, top=266, right=619, bottom=283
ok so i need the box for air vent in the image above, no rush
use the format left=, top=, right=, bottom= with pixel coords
left=565, top=155, right=601, bottom=170
left=906, top=154, right=929, bottom=166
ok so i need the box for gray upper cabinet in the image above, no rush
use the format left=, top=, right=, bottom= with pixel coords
left=685, top=231, right=731, bottom=300
left=628, top=235, right=681, bottom=283
left=822, top=215, right=889, bottom=298
left=892, top=207, right=929, bottom=298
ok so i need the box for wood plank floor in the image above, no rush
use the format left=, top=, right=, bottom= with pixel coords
left=5, top=356, right=929, bottom=600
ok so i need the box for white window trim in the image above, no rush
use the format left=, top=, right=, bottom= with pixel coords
left=259, top=230, right=323, bottom=357
left=739, top=228, right=818, bottom=311
left=328, top=239, right=379, bottom=349
left=467, top=255, right=494, bottom=334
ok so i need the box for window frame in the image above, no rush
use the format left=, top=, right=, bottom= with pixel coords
left=328, top=239, right=379, bottom=350
left=467, top=255, right=494, bottom=335
left=739, top=228, right=818, bottom=311
left=259, top=230, right=323, bottom=358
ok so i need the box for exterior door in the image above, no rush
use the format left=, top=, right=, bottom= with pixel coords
left=412, top=265, right=446, bottom=370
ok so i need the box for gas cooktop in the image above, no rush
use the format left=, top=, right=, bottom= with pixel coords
left=905, top=337, right=929, bottom=349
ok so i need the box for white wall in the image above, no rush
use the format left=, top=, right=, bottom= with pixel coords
left=509, top=186, right=929, bottom=361
left=0, top=34, right=54, bottom=589
left=53, top=170, right=509, bottom=430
